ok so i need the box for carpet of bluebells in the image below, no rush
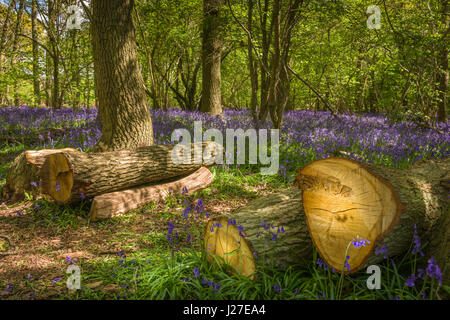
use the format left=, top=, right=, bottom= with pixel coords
left=0, top=106, right=448, bottom=174
left=0, top=106, right=449, bottom=300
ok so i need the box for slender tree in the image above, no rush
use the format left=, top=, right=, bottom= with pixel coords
left=200, top=0, right=224, bottom=116
left=437, top=0, right=448, bottom=122
left=31, top=0, right=40, bottom=105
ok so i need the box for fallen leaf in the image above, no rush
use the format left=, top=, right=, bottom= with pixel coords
left=102, top=284, right=121, bottom=292
left=85, top=281, right=103, bottom=289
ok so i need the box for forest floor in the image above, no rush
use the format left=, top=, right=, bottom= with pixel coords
left=0, top=106, right=448, bottom=300
left=0, top=163, right=283, bottom=299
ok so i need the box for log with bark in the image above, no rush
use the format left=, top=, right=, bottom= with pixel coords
left=38, top=141, right=223, bottom=203
left=204, top=188, right=311, bottom=279
left=89, top=167, right=214, bottom=221
left=203, top=158, right=449, bottom=285
left=2, top=148, right=77, bottom=202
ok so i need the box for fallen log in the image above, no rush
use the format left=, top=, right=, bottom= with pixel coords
left=39, top=141, right=223, bottom=203
left=2, top=148, right=77, bottom=202
left=203, top=158, right=449, bottom=285
left=203, top=188, right=311, bottom=279
left=295, top=157, right=449, bottom=280
left=89, top=167, right=214, bottom=221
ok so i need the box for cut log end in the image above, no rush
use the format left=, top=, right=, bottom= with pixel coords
left=40, top=152, right=74, bottom=203
left=294, top=157, right=403, bottom=273
left=204, top=217, right=256, bottom=279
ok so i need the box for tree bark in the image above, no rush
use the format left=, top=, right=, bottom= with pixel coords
left=204, top=188, right=311, bottom=279
left=2, top=148, right=77, bottom=203
left=11, top=0, right=24, bottom=106
left=0, top=0, right=16, bottom=55
left=204, top=158, right=449, bottom=285
left=47, top=0, right=61, bottom=110
left=247, top=0, right=259, bottom=125
left=31, top=0, right=40, bottom=105
left=38, top=141, right=223, bottom=203
left=200, top=0, right=224, bottom=116
left=91, top=0, right=154, bottom=151
left=437, top=0, right=448, bottom=122
left=89, top=167, right=213, bottom=221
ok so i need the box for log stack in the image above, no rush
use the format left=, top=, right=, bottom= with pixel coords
left=2, top=141, right=222, bottom=220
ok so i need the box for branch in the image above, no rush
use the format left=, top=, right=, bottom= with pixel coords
left=226, top=0, right=270, bottom=75
left=17, top=33, right=55, bottom=59
left=287, top=65, right=337, bottom=116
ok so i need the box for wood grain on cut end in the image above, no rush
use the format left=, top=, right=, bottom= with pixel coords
left=40, top=152, right=74, bottom=203
left=3, top=148, right=76, bottom=202
left=295, top=157, right=402, bottom=273
left=204, top=217, right=257, bottom=279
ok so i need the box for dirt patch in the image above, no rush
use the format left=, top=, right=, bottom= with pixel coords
left=0, top=183, right=284, bottom=299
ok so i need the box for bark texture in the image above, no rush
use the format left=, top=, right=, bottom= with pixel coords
left=200, top=0, right=224, bottom=116
left=39, top=141, right=223, bottom=203
left=89, top=167, right=213, bottom=221
left=91, top=0, right=153, bottom=151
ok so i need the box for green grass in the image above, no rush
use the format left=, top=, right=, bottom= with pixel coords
left=0, top=131, right=447, bottom=300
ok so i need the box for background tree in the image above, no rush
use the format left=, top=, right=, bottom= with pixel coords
left=200, top=0, right=225, bottom=115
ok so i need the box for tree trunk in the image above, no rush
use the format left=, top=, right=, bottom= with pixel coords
left=437, top=0, right=448, bottom=122
left=200, top=0, right=223, bottom=116
left=38, top=141, right=223, bottom=203
left=204, top=158, right=449, bottom=285
left=0, top=0, right=16, bottom=55
left=45, top=49, right=51, bottom=107
left=91, top=0, right=154, bottom=151
left=247, top=0, right=259, bottom=125
left=89, top=167, right=213, bottom=221
left=258, top=0, right=271, bottom=124
left=11, top=0, right=24, bottom=106
left=31, top=0, right=40, bottom=105
left=2, top=148, right=77, bottom=203
left=47, top=0, right=61, bottom=110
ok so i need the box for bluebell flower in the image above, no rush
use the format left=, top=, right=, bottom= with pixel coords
left=271, top=232, right=277, bottom=242
left=426, top=257, right=442, bottom=285
left=195, top=198, right=203, bottom=213
left=412, top=224, right=424, bottom=256
left=375, top=244, right=388, bottom=259
left=344, top=256, right=351, bottom=271
left=193, top=267, right=200, bottom=278
left=237, top=225, right=244, bottom=237
left=405, top=274, right=416, bottom=287
left=5, top=282, right=12, bottom=292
